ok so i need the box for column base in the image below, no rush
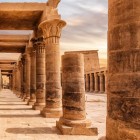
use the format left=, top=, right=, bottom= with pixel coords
left=41, top=107, right=62, bottom=118
left=56, top=117, right=98, bottom=136
left=32, top=103, right=45, bottom=111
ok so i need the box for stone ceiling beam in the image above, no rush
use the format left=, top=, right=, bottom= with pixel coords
left=0, top=3, right=47, bottom=30
left=0, top=35, right=29, bottom=43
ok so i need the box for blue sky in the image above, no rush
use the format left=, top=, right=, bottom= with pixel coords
left=0, top=0, right=108, bottom=66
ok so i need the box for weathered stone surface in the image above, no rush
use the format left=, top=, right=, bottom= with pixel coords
left=107, top=0, right=140, bottom=139
left=39, top=19, right=66, bottom=118
left=28, top=49, right=36, bottom=106
left=32, top=38, right=45, bottom=111
left=57, top=53, right=98, bottom=135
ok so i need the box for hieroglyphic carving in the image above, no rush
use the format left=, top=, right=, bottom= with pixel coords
left=109, top=50, right=140, bottom=73
left=108, top=97, right=140, bottom=129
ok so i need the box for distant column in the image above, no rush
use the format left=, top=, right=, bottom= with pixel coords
left=39, top=19, right=66, bottom=118
left=21, top=56, right=26, bottom=99
left=85, top=74, right=90, bottom=92
left=33, top=38, right=46, bottom=110
left=56, top=53, right=98, bottom=135
left=99, top=72, right=104, bottom=93
left=24, top=53, right=31, bottom=102
left=17, top=61, right=22, bottom=97
left=104, top=71, right=107, bottom=93
left=94, top=73, right=99, bottom=92
left=28, top=48, right=36, bottom=105
left=90, top=73, right=93, bottom=92
left=19, top=60, right=23, bottom=98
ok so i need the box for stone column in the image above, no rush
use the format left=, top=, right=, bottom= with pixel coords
left=107, top=0, right=140, bottom=140
left=94, top=73, right=99, bottom=92
left=104, top=71, right=107, bottom=94
left=28, top=48, right=36, bottom=105
left=21, top=56, right=26, bottom=99
left=0, top=69, right=2, bottom=91
left=56, top=53, right=98, bottom=135
left=17, top=62, right=22, bottom=97
left=99, top=72, right=104, bottom=93
left=24, top=53, right=31, bottom=102
left=90, top=73, right=94, bottom=92
left=19, top=60, right=23, bottom=98
left=85, top=74, right=90, bottom=92
left=39, top=19, right=66, bottom=118
left=33, top=38, right=46, bottom=110
left=12, top=70, right=15, bottom=92
left=13, top=66, right=18, bottom=94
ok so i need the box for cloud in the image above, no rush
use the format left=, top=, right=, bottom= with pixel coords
left=59, top=0, right=108, bottom=61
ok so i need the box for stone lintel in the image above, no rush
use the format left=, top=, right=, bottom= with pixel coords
left=65, top=50, right=99, bottom=55
left=0, top=3, right=46, bottom=30
left=0, top=35, right=29, bottom=43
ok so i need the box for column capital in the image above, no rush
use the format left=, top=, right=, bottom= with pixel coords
left=33, top=37, right=45, bottom=53
left=38, top=19, right=66, bottom=44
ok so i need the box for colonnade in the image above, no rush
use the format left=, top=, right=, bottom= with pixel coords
left=9, top=19, right=66, bottom=120
left=85, top=71, right=106, bottom=93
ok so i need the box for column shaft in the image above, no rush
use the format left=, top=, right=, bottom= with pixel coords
left=28, top=49, right=36, bottom=105
left=94, top=73, right=99, bottom=92
left=85, top=74, right=90, bottom=92
left=33, top=39, right=45, bottom=110
left=99, top=73, right=104, bottom=93
left=90, top=73, right=93, bottom=92
left=24, top=54, right=31, bottom=102
left=56, top=53, right=98, bottom=135
left=39, top=19, right=66, bottom=118
left=107, top=0, right=140, bottom=139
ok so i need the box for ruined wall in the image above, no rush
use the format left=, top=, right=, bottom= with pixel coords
left=65, top=50, right=100, bottom=73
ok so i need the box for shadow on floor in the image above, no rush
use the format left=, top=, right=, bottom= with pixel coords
left=0, top=114, right=41, bottom=118
left=0, top=101, right=23, bottom=102
left=6, top=126, right=61, bottom=135
left=0, top=108, right=32, bottom=110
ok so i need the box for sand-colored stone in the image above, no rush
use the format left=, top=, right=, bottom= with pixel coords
left=32, top=38, right=45, bottom=111
left=107, top=0, right=140, bottom=140
left=39, top=19, right=66, bottom=118
left=23, top=53, right=31, bottom=102
left=0, top=89, right=106, bottom=140
left=65, top=50, right=100, bottom=72
left=28, top=48, right=36, bottom=105
left=57, top=53, right=98, bottom=135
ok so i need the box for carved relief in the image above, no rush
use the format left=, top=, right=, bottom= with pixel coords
left=39, top=19, right=66, bottom=44
left=109, top=50, right=140, bottom=73
left=33, top=37, right=45, bottom=54
left=109, top=97, right=140, bottom=129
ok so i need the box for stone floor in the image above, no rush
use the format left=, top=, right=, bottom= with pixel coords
left=0, top=89, right=106, bottom=140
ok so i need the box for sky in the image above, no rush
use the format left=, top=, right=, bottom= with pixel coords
left=0, top=0, right=108, bottom=67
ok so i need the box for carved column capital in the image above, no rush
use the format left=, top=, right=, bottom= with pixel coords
left=38, top=19, right=66, bottom=44
left=33, top=37, right=45, bottom=53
